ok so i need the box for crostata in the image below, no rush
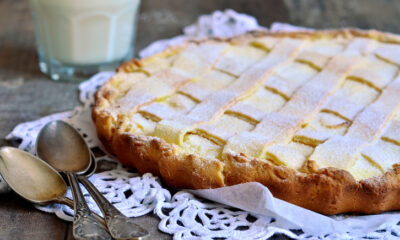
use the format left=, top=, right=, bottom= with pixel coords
left=93, top=29, right=400, bottom=214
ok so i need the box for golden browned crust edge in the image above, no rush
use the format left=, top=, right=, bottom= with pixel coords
left=93, top=28, right=400, bottom=215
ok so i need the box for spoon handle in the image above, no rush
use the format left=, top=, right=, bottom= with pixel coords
left=79, top=176, right=149, bottom=240
left=67, top=172, right=112, bottom=240
left=56, top=196, right=107, bottom=227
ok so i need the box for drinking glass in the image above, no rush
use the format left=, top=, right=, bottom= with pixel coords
left=29, top=0, right=141, bottom=82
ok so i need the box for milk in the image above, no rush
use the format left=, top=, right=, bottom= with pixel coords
left=29, top=0, right=140, bottom=65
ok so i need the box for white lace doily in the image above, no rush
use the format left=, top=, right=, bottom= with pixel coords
left=4, top=9, right=400, bottom=240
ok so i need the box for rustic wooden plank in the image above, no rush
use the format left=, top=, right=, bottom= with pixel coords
left=136, top=0, right=289, bottom=52
left=0, top=192, right=68, bottom=240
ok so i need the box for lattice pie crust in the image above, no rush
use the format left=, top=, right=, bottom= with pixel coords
left=93, top=29, right=400, bottom=214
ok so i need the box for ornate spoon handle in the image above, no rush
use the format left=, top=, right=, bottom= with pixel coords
left=55, top=196, right=106, bottom=227
left=79, top=176, right=149, bottom=240
left=67, top=172, right=112, bottom=240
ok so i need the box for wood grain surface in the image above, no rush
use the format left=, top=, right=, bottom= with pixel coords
left=1, top=0, right=400, bottom=239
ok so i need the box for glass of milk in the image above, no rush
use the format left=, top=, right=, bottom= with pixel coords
left=29, top=0, right=141, bottom=81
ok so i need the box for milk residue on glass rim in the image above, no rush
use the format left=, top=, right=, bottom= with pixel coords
left=29, top=0, right=140, bottom=65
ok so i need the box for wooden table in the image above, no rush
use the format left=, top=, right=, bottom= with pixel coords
left=1, top=0, right=400, bottom=239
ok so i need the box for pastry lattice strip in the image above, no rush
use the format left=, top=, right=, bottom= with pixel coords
left=102, top=33, right=400, bottom=178
left=223, top=52, right=361, bottom=158
left=153, top=38, right=306, bottom=145
left=310, top=67, right=400, bottom=170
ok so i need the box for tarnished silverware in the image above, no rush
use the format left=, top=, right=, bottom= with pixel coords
left=0, top=147, right=105, bottom=225
left=37, top=120, right=149, bottom=240
left=37, top=121, right=111, bottom=240
left=79, top=176, right=149, bottom=240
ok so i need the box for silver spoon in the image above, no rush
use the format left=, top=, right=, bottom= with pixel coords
left=86, top=153, right=97, bottom=177
left=37, top=120, right=149, bottom=240
left=36, top=121, right=112, bottom=240
left=61, top=152, right=97, bottom=186
left=81, top=153, right=148, bottom=239
left=0, top=147, right=105, bottom=225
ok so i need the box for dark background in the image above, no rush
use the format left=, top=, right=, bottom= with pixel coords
left=1, top=0, right=399, bottom=239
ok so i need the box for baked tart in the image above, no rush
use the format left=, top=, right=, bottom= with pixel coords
left=93, top=29, right=400, bottom=215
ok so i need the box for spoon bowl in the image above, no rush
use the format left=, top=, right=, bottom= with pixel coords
left=36, top=120, right=91, bottom=173
left=0, top=146, right=67, bottom=203
left=59, top=153, right=97, bottom=185
left=86, top=153, right=97, bottom=177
